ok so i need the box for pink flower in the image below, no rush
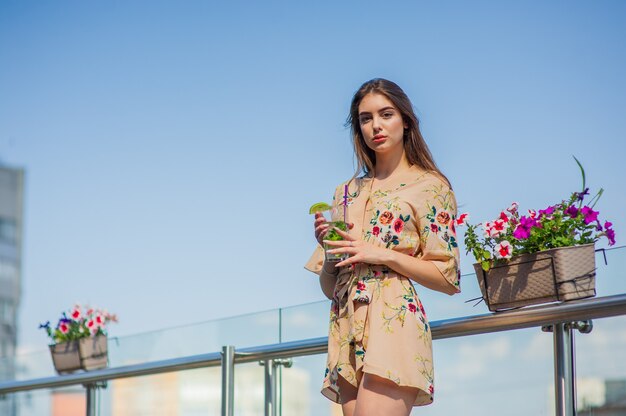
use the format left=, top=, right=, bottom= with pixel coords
left=372, top=226, right=381, bottom=237
left=59, top=322, right=70, bottom=334
left=428, top=384, right=434, bottom=394
left=70, top=308, right=82, bottom=322
left=494, top=240, right=512, bottom=259
left=408, top=303, right=417, bottom=313
left=499, top=211, right=509, bottom=223
left=528, top=209, right=537, bottom=219
left=430, top=223, right=439, bottom=234
left=393, top=218, right=404, bottom=234
left=357, top=281, right=366, bottom=291
left=95, top=314, right=105, bottom=326
left=507, top=202, right=519, bottom=214
left=86, top=319, right=99, bottom=335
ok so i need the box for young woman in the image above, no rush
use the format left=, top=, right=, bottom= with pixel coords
left=305, top=78, right=461, bottom=416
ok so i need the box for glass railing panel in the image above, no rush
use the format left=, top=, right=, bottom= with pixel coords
left=417, top=328, right=556, bottom=415
left=96, top=367, right=223, bottom=416
left=1, top=307, right=281, bottom=382
left=109, top=308, right=280, bottom=366
left=280, top=300, right=330, bottom=343
left=279, top=353, right=342, bottom=416
left=596, top=245, right=626, bottom=295
left=279, top=328, right=556, bottom=415
left=575, top=315, right=626, bottom=415
left=0, top=349, right=54, bottom=381
left=94, top=363, right=264, bottom=416
left=4, top=388, right=78, bottom=416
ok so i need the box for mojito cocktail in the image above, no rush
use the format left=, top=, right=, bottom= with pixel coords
left=324, top=217, right=349, bottom=262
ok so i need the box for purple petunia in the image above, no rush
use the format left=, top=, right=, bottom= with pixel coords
left=565, top=205, right=579, bottom=218
left=606, top=228, right=616, bottom=245
left=581, top=206, right=599, bottom=225
left=513, top=215, right=540, bottom=239
left=538, top=206, right=556, bottom=218
left=604, top=221, right=616, bottom=245
left=575, top=188, right=590, bottom=201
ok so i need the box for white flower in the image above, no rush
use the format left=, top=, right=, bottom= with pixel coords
left=490, top=219, right=509, bottom=237
left=483, top=221, right=494, bottom=238
left=494, top=240, right=513, bottom=259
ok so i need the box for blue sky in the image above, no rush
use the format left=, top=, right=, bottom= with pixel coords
left=1, top=0, right=625, bottom=356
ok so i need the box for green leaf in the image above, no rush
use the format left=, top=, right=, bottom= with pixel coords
left=573, top=155, right=586, bottom=193
left=481, top=261, right=491, bottom=272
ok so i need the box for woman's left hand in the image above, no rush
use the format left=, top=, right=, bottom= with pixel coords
left=324, top=228, right=392, bottom=268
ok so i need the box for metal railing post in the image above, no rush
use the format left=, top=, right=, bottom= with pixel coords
left=552, top=322, right=576, bottom=416
left=85, top=383, right=97, bottom=416
left=221, top=345, right=235, bottom=416
left=262, top=358, right=292, bottom=416
left=262, top=359, right=276, bottom=416
left=567, top=322, right=578, bottom=416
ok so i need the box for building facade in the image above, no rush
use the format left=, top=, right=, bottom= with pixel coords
left=0, top=165, right=24, bottom=416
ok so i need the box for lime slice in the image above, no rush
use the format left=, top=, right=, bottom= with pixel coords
left=309, top=202, right=332, bottom=214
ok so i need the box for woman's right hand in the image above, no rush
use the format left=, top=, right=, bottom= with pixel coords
left=314, top=213, right=354, bottom=246
left=313, top=212, right=330, bottom=246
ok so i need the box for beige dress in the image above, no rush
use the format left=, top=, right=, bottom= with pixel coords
left=305, top=170, right=461, bottom=406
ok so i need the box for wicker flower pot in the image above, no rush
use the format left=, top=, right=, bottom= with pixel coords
left=49, top=335, right=108, bottom=374
left=473, top=243, right=597, bottom=312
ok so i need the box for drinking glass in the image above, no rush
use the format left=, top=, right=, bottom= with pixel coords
left=324, top=204, right=349, bottom=262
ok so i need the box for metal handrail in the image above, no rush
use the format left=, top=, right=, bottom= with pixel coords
left=1, top=293, right=625, bottom=395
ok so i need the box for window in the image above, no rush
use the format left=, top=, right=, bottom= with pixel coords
left=0, top=298, right=14, bottom=324
left=0, top=259, right=17, bottom=283
left=0, top=217, right=17, bottom=244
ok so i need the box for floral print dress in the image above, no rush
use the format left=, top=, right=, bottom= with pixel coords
left=305, top=170, right=461, bottom=407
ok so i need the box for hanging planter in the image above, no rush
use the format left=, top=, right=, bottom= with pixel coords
left=457, top=157, right=615, bottom=312
left=472, top=243, right=597, bottom=312
left=40, top=304, right=117, bottom=374
left=49, top=335, right=109, bottom=374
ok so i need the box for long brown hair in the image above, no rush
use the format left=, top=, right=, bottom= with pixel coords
left=345, top=78, right=451, bottom=188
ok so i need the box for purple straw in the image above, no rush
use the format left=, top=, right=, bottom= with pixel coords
left=343, top=184, right=348, bottom=223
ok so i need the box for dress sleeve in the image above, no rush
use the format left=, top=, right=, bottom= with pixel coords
left=414, top=175, right=461, bottom=294
left=304, top=184, right=342, bottom=276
